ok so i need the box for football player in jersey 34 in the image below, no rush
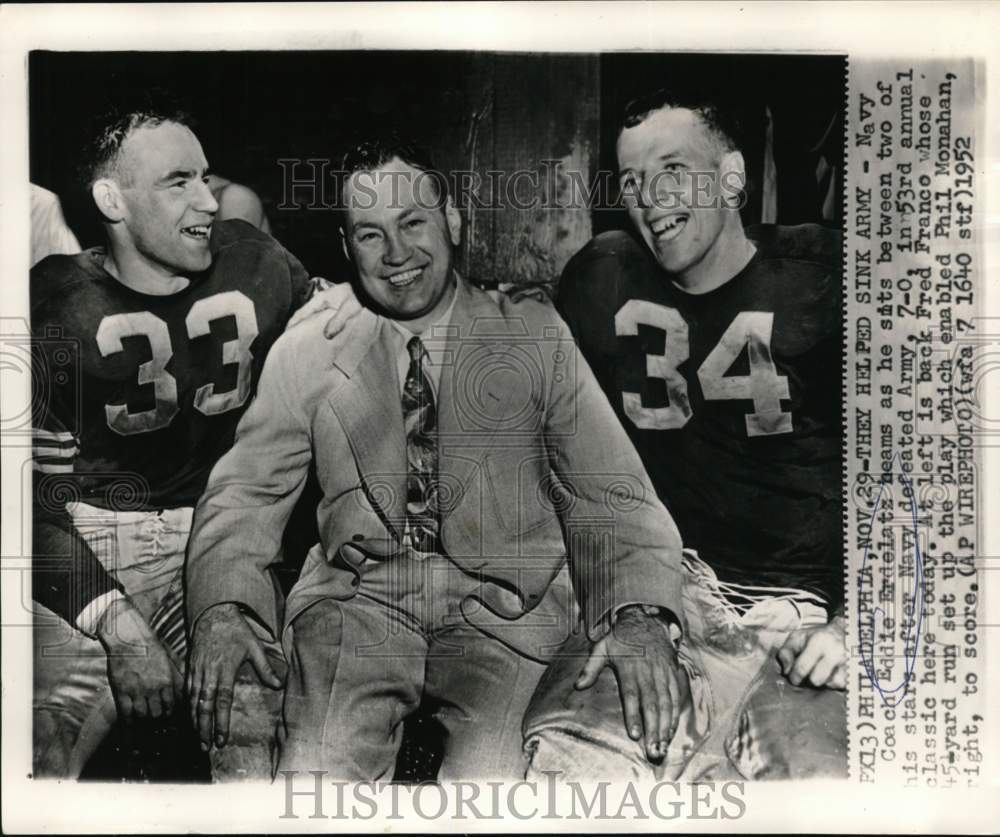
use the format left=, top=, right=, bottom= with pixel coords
left=30, top=99, right=340, bottom=779
left=524, top=87, right=847, bottom=780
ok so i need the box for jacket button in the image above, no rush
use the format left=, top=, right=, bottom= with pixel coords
left=352, top=533, right=365, bottom=542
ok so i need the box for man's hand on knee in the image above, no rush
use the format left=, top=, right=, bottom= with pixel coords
left=777, top=615, right=847, bottom=690
left=97, top=597, right=184, bottom=723
left=188, top=603, right=284, bottom=752
left=574, top=605, right=685, bottom=763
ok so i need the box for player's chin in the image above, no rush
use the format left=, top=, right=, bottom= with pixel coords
left=177, top=243, right=213, bottom=271
left=649, top=244, right=690, bottom=274
left=179, top=247, right=212, bottom=273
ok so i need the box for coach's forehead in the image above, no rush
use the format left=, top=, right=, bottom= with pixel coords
left=344, top=157, right=439, bottom=215
left=117, top=121, right=207, bottom=184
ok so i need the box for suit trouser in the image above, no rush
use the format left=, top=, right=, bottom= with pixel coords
left=32, top=501, right=281, bottom=781
left=278, top=552, right=549, bottom=781
left=523, top=551, right=848, bottom=782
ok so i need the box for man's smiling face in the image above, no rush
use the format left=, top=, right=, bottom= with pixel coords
left=114, top=121, right=219, bottom=276
left=616, top=106, right=737, bottom=281
left=343, top=157, right=461, bottom=329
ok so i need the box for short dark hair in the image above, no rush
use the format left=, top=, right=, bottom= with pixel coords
left=618, top=87, right=744, bottom=157
left=336, top=134, right=448, bottom=222
left=79, top=91, right=194, bottom=191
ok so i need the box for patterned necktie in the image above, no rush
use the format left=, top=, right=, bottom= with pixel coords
left=402, top=336, right=440, bottom=554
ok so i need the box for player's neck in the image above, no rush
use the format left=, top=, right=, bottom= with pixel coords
left=103, top=243, right=191, bottom=296
left=671, top=215, right=756, bottom=296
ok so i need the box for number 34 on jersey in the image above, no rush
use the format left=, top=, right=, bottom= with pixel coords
left=614, top=300, right=793, bottom=438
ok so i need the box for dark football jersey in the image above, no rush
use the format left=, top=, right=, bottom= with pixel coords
left=557, top=224, right=843, bottom=610
left=32, top=219, right=310, bottom=511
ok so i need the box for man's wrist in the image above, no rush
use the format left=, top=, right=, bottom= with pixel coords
left=615, top=603, right=682, bottom=644
left=197, top=601, right=244, bottom=631
left=94, top=595, right=138, bottom=648
left=77, top=590, right=126, bottom=637
left=616, top=603, right=676, bottom=625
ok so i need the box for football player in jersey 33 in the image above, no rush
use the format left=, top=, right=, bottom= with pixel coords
left=30, top=101, right=340, bottom=778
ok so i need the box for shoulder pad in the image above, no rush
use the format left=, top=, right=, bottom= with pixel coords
left=30, top=251, right=98, bottom=297
left=747, top=223, right=843, bottom=269
left=211, top=218, right=274, bottom=252
left=562, top=230, right=656, bottom=283
left=573, top=230, right=648, bottom=263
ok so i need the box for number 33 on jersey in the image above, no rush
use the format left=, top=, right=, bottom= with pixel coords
left=96, top=290, right=259, bottom=435
left=31, top=220, right=310, bottom=509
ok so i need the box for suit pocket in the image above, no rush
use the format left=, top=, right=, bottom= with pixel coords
left=483, top=448, right=554, bottom=535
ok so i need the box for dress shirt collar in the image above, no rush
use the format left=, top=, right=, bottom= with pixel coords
left=387, top=273, right=459, bottom=395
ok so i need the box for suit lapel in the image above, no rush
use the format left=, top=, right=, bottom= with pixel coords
left=326, top=317, right=407, bottom=537
left=325, top=279, right=519, bottom=536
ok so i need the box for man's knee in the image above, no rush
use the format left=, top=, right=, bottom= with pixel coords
left=726, top=659, right=847, bottom=780
left=288, top=600, right=344, bottom=657
left=522, top=632, right=649, bottom=779
left=33, top=695, right=118, bottom=779
left=32, top=607, right=117, bottom=778
left=33, top=708, right=79, bottom=778
left=283, top=600, right=345, bottom=703
left=210, top=656, right=286, bottom=782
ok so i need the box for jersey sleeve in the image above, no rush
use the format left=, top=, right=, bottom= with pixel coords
left=30, top=270, right=123, bottom=631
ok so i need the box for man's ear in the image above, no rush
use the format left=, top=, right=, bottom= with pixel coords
left=718, top=150, right=747, bottom=208
left=91, top=178, right=125, bottom=223
left=444, top=196, right=462, bottom=246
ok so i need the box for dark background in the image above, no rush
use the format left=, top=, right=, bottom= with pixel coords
left=30, top=50, right=844, bottom=293
left=29, top=49, right=845, bottom=782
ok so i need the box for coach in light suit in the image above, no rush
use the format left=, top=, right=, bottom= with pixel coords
left=185, top=138, right=687, bottom=781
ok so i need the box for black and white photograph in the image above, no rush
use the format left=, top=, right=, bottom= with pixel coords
left=1, top=3, right=997, bottom=833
